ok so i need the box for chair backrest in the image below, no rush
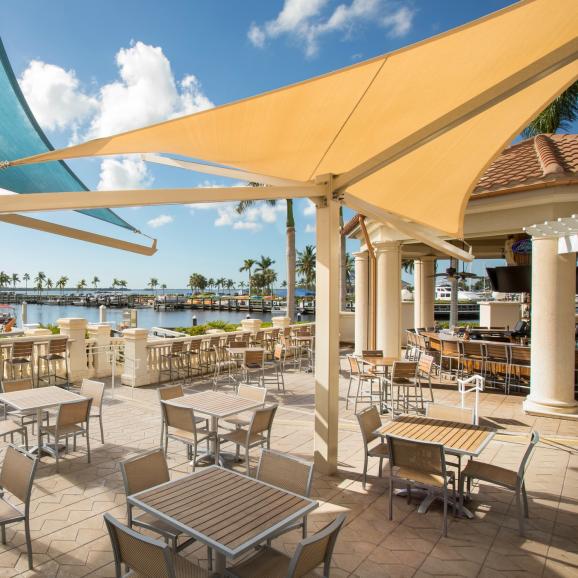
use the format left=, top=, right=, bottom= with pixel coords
left=161, top=401, right=198, bottom=434
left=485, top=342, right=509, bottom=361
left=347, top=355, right=361, bottom=375
left=287, top=513, right=346, bottom=578
left=257, top=449, right=314, bottom=497
left=170, top=340, right=184, bottom=354
left=80, top=379, right=105, bottom=410
left=11, top=340, right=33, bottom=358
left=0, top=446, right=37, bottom=507
left=461, top=340, right=484, bottom=357
left=157, top=383, right=184, bottom=402
left=237, top=384, right=267, bottom=403
left=517, top=431, right=540, bottom=481
left=426, top=403, right=474, bottom=425
left=244, top=349, right=264, bottom=367
left=57, top=398, right=92, bottom=429
left=273, top=343, right=285, bottom=361
left=120, top=449, right=170, bottom=496
left=249, top=405, right=278, bottom=436
left=104, top=513, right=176, bottom=578
left=417, top=354, right=434, bottom=377
left=362, top=350, right=383, bottom=357
left=238, top=333, right=250, bottom=346
left=48, top=337, right=68, bottom=354
left=356, top=405, right=382, bottom=446
left=189, top=339, right=202, bottom=352
left=510, top=346, right=531, bottom=364
left=209, top=335, right=221, bottom=348
left=2, top=378, right=33, bottom=393
left=391, top=361, right=417, bottom=380
left=387, top=435, right=446, bottom=479
left=441, top=339, right=460, bottom=355
left=255, top=330, right=264, bottom=341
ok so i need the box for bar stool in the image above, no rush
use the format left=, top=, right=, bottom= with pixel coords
left=184, top=339, right=202, bottom=378
left=37, top=337, right=69, bottom=388
left=3, top=341, right=34, bottom=383
left=158, top=341, right=188, bottom=384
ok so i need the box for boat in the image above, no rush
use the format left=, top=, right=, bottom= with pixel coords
left=0, top=305, right=17, bottom=333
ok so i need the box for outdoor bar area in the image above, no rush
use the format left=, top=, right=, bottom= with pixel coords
left=0, top=1, right=576, bottom=577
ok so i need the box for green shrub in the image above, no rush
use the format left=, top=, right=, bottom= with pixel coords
left=39, top=323, right=60, bottom=334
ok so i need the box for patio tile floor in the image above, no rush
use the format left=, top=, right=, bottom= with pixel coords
left=1, top=350, right=577, bottom=577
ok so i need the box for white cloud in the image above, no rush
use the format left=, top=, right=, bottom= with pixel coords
left=204, top=200, right=286, bottom=232
left=303, top=199, right=316, bottom=216
left=97, top=156, right=153, bottom=190
left=305, top=223, right=316, bottom=233
left=248, top=0, right=414, bottom=56
left=147, top=214, right=174, bottom=228
left=19, top=60, right=97, bottom=131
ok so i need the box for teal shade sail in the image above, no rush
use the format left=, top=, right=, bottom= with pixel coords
left=0, top=37, right=136, bottom=232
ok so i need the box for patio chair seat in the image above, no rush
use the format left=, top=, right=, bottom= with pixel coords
left=40, top=353, right=65, bottom=361
left=225, top=545, right=290, bottom=578
left=0, top=420, right=26, bottom=437
left=223, top=412, right=252, bottom=428
left=367, top=442, right=389, bottom=458
left=219, top=429, right=266, bottom=446
left=133, top=512, right=189, bottom=537
left=395, top=466, right=453, bottom=488
left=5, top=357, right=30, bottom=365
left=127, top=551, right=208, bottom=578
left=0, top=499, right=22, bottom=523
left=167, top=427, right=212, bottom=444
left=41, top=423, right=84, bottom=437
left=461, top=460, right=517, bottom=489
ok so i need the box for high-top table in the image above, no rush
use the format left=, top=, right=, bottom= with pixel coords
left=362, top=356, right=398, bottom=414
left=0, top=386, right=86, bottom=455
left=165, top=390, right=264, bottom=465
left=128, top=465, right=318, bottom=576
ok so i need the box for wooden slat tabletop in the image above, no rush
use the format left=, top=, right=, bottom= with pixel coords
left=376, top=415, right=495, bottom=457
left=129, top=466, right=317, bottom=557
left=227, top=347, right=264, bottom=355
left=165, top=390, right=263, bottom=418
left=362, top=356, right=398, bottom=367
left=0, top=386, right=85, bottom=411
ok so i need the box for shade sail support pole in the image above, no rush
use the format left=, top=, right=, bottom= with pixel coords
left=141, top=153, right=311, bottom=187
left=314, top=177, right=340, bottom=475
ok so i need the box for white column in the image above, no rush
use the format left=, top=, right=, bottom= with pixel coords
left=353, top=250, right=369, bottom=355
left=524, top=237, right=578, bottom=415
left=57, top=317, right=88, bottom=383
left=88, top=324, right=112, bottom=378
left=413, top=256, right=435, bottom=329
left=121, top=328, right=150, bottom=387
left=375, top=241, right=401, bottom=357
left=314, top=196, right=340, bottom=475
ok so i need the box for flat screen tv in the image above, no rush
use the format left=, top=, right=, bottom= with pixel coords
left=486, top=265, right=578, bottom=293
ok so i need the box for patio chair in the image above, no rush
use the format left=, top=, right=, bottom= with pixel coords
left=383, top=361, right=420, bottom=415
left=223, top=384, right=267, bottom=429
left=417, top=354, right=435, bottom=403
left=79, top=379, right=105, bottom=444
left=218, top=405, right=278, bottom=475
left=460, top=431, right=539, bottom=536
left=0, top=446, right=38, bottom=569
left=2, top=378, right=49, bottom=436
left=459, top=340, right=485, bottom=379
left=160, top=401, right=214, bottom=469
left=119, top=449, right=198, bottom=554
left=508, top=346, right=531, bottom=394
left=39, top=397, right=92, bottom=472
left=345, top=355, right=380, bottom=413
left=158, top=340, right=188, bottom=384
left=184, top=338, right=203, bottom=378
left=37, top=337, right=69, bottom=388
left=263, top=343, right=286, bottom=391
left=405, top=331, right=419, bottom=361
left=386, top=435, right=456, bottom=537
left=440, top=339, right=461, bottom=381
left=104, top=513, right=209, bottom=578
left=242, top=349, right=266, bottom=386
left=256, top=449, right=314, bottom=540
left=250, top=330, right=265, bottom=347
left=483, top=342, right=510, bottom=391
left=225, top=513, right=346, bottom=578
left=3, top=340, right=34, bottom=383
left=356, top=405, right=389, bottom=489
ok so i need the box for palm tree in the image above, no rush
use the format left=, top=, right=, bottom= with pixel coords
left=118, top=280, right=128, bottom=290
left=344, top=253, right=354, bottom=295
left=255, top=256, right=275, bottom=276
left=23, top=273, right=30, bottom=295
left=339, top=206, right=347, bottom=309
left=239, top=260, right=256, bottom=295
left=238, top=280, right=246, bottom=293
left=148, top=278, right=159, bottom=294
left=207, top=278, right=215, bottom=292
left=34, top=272, right=46, bottom=296
left=226, top=279, right=235, bottom=294
left=188, top=273, right=207, bottom=294
left=92, top=276, right=100, bottom=290
left=56, top=276, right=68, bottom=294
left=11, top=273, right=19, bottom=290
left=111, top=278, right=119, bottom=293
left=296, top=245, right=316, bottom=290
left=46, top=278, right=53, bottom=292
left=77, top=279, right=87, bottom=291
left=523, top=81, right=578, bottom=136
left=161, top=283, right=167, bottom=294
left=236, top=194, right=296, bottom=320
left=402, top=260, right=415, bottom=274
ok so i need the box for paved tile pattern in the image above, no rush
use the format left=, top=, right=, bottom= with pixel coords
left=0, top=352, right=576, bottom=577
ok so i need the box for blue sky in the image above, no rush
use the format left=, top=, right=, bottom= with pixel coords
left=0, top=0, right=537, bottom=288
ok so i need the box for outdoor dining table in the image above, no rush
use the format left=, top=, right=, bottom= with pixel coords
left=362, top=356, right=398, bottom=414
left=226, top=346, right=265, bottom=382
left=128, top=465, right=318, bottom=576
left=0, top=385, right=86, bottom=456
left=165, top=390, right=264, bottom=466
left=375, top=414, right=496, bottom=518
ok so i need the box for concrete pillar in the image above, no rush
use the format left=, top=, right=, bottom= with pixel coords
left=57, top=318, right=88, bottom=383
left=353, top=250, right=369, bottom=355
left=375, top=241, right=401, bottom=357
left=272, top=316, right=291, bottom=329
left=413, top=256, right=435, bottom=329
left=314, top=196, right=340, bottom=475
left=21, top=302, right=27, bottom=325
left=523, top=237, right=578, bottom=415
left=99, top=305, right=107, bottom=323
left=88, top=323, right=112, bottom=378
left=121, top=328, right=150, bottom=387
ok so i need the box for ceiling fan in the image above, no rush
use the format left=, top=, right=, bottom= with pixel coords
left=428, top=266, right=482, bottom=281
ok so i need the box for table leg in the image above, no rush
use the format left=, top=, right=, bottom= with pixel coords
left=214, top=551, right=226, bottom=576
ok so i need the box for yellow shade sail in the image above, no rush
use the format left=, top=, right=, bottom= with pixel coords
left=6, top=0, right=578, bottom=237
